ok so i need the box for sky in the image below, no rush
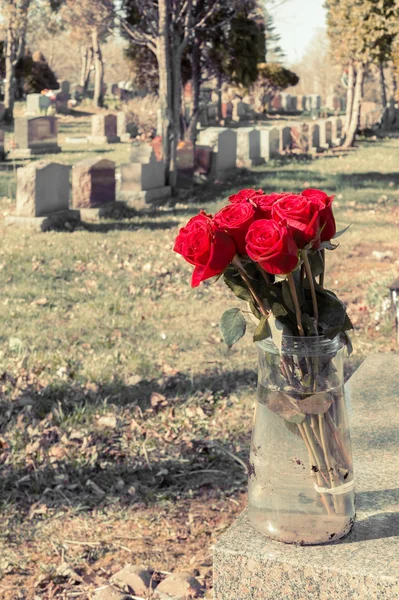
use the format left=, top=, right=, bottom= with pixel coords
left=269, top=0, right=328, bottom=65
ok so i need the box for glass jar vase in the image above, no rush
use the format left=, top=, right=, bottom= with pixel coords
left=248, top=335, right=355, bottom=545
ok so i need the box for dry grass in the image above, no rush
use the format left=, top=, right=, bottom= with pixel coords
left=0, top=133, right=398, bottom=598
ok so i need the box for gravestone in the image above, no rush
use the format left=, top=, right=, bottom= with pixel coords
left=281, top=93, right=291, bottom=111
left=59, top=80, right=70, bottom=96
left=290, top=96, right=297, bottom=111
left=319, top=119, right=331, bottom=148
left=297, top=95, right=306, bottom=111
left=12, top=116, right=61, bottom=157
left=72, top=158, right=118, bottom=219
left=208, top=103, right=218, bottom=123
left=116, top=111, right=138, bottom=142
left=26, top=94, right=51, bottom=115
left=88, top=114, right=120, bottom=144
left=6, top=161, right=79, bottom=229
left=195, top=146, right=213, bottom=175
left=310, top=122, right=320, bottom=150
left=236, top=128, right=264, bottom=168
left=214, top=354, right=399, bottom=600
left=120, top=145, right=171, bottom=207
left=197, top=127, right=237, bottom=179
left=0, top=103, right=5, bottom=121
left=0, top=129, right=5, bottom=161
left=232, top=99, right=249, bottom=122
left=176, top=141, right=194, bottom=179
left=279, top=126, right=291, bottom=152
left=271, top=94, right=282, bottom=111
left=221, top=102, right=233, bottom=120
left=258, top=127, right=280, bottom=161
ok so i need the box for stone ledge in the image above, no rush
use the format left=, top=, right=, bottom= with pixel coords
left=5, top=209, right=80, bottom=231
left=213, top=354, right=399, bottom=600
left=79, top=202, right=126, bottom=222
left=119, top=186, right=172, bottom=208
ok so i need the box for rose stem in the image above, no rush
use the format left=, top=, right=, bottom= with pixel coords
left=319, top=249, right=326, bottom=287
left=326, top=411, right=352, bottom=469
left=302, top=421, right=329, bottom=487
left=298, top=423, right=332, bottom=516
left=258, top=265, right=271, bottom=286
left=302, top=251, right=319, bottom=329
left=310, top=415, right=323, bottom=448
left=232, top=255, right=268, bottom=317
left=318, top=414, right=342, bottom=513
left=287, top=273, right=305, bottom=336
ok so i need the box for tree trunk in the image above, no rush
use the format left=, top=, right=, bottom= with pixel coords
left=344, top=61, right=355, bottom=134
left=186, top=37, right=201, bottom=143
left=343, top=62, right=365, bottom=148
left=80, top=45, right=93, bottom=95
left=170, top=33, right=183, bottom=190
left=378, top=62, right=387, bottom=108
left=92, top=30, right=104, bottom=108
left=216, top=73, right=222, bottom=123
left=4, top=29, right=16, bottom=123
left=157, top=0, right=174, bottom=188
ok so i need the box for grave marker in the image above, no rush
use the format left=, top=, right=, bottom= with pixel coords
left=6, top=161, right=79, bottom=229
left=236, top=128, right=264, bottom=167
left=197, top=127, right=237, bottom=179
left=88, top=114, right=120, bottom=144
left=120, top=145, right=171, bottom=207
left=72, top=158, right=118, bottom=219
left=12, top=116, right=61, bottom=157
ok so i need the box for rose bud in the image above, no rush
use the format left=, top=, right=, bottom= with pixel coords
left=302, top=188, right=336, bottom=242
left=228, top=188, right=264, bottom=203
left=245, top=219, right=299, bottom=275
left=272, top=194, right=322, bottom=249
left=174, top=212, right=236, bottom=287
left=214, top=202, right=256, bottom=254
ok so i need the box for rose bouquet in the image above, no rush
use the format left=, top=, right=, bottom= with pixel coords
left=174, top=188, right=355, bottom=545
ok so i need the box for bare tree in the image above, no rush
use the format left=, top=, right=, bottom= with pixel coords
left=119, top=0, right=218, bottom=189
left=1, top=0, right=32, bottom=121
left=62, top=0, right=113, bottom=107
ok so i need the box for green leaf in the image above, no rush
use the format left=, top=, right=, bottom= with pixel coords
left=223, top=271, right=252, bottom=302
left=308, top=250, right=325, bottom=278
left=220, top=308, right=246, bottom=348
left=319, top=240, right=339, bottom=251
left=282, top=280, right=295, bottom=312
left=253, top=315, right=271, bottom=342
left=248, top=301, right=262, bottom=320
left=271, top=302, right=288, bottom=318
left=333, top=224, right=351, bottom=239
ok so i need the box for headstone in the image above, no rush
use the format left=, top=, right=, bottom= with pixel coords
left=281, top=94, right=291, bottom=111
left=12, top=116, right=61, bottom=157
left=197, top=127, right=237, bottom=179
left=221, top=102, right=233, bottom=120
left=6, top=161, right=80, bottom=230
left=0, top=129, right=5, bottom=161
left=208, top=102, right=218, bottom=122
left=72, top=158, right=116, bottom=214
left=26, top=94, right=51, bottom=115
left=258, top=127, right=280, bottom=161
left=279, top=126, right=291, bottom=152
left=111, top=83, right=119, bottom=95
left=59, top=80, right=70, bottom=96
left=271, top=94, right=282, bottom=111
left=236, top=127, right=264, bottom=167
left=232, top=99, right=248, bottom=122
left=120, top=144, right=171, bottom=206
left=319, top=119, right=332, bottom=148
left=0, top=102, right=5, bottom=120
left=290, top=96, right=297, bottom=111
left=195, top=146, right=213, bottom=175
left=116, top=111, right=138, bottom=142
left=310, top=122, right=320, bottom=150
left=330, top=117, right=338, bottom=143
left=176, top=141, right=194, bottom=178
left=88, top=114, right=120, bottom=144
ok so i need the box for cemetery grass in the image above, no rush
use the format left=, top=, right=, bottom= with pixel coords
left=0, top=134, right=399, bottom=598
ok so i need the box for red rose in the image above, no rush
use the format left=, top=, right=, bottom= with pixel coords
left=272, top=194, right=322, bottom=249
left=256, top=192, right=290, bottom=218
left=214, top=202, right=256, bottom=254
left=174, top=212, right=236, bottom=287
left=228, top=188, right=264, bottom=203
left=245, top=219, right=299, bottom=275
left=302, top=188, right=336, bottom=242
